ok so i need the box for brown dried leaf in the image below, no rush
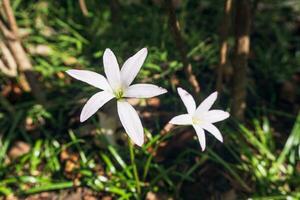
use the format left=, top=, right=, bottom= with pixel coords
left=8, top=141, right=30, bottom=159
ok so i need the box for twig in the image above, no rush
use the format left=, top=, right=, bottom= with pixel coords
left=2, top=0, right=19, bottom=36
left=0, top=0, right=46, bottom=104
left=0, top=58, right=16, bottom=77
left=164, top=0, right=200, bottom=98
left=0, top=40, right=17, bottom=77
left=216, top=0, right=233, bottom=93
left=0, top=18, right=16, bottom=40
left=79, top=0, right=89, bottom=17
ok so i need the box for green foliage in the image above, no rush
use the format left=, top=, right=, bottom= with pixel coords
left=226, top=114, right=300, bottom=196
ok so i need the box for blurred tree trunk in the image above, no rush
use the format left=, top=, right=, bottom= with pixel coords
left=217, top=0, right=233, bottom=93
left=165, top=0, right=200, bottom=98
left=109, top=0, right=121, bottom=23
left=231, top=0, right=251, bottom=120
left=0, top=0, right=46, bottom=104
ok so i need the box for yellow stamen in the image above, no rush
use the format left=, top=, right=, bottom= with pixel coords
left=114, top=88, right=124, bottom=100
left=192, top=117, right=201, bottom=125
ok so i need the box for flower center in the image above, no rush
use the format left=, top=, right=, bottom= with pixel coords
left=114, top=88, right=124, bottom=100
left=192, top=117, right=202, bottom=125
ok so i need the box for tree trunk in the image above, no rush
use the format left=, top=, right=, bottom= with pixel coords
left=217, top=0, right=233, bottom=93
left=231, top=0, right=251, bottom=120
left=165, top=0, right=200, bottom=98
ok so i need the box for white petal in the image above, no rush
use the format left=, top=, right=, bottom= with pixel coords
left=103, top=48, right=121, bottom=90
left=117, top=101, right=144, bottom=146
left=66, top=69, right=111, bottom=91
left=169, top=114, right=192, bottom=125
left=121, top=48, right=147, bottom=86
left=124, top=84, right=167, bottom=98
left=195, top=91, right=218, bottom=114
left=193, top=125, right=206, bottom=151
left=177, top=87, right=196, bottom=114
left=201, top=110, right=230, bottom=123
left=80, top=91, right=114, bottom=122
left=200, top=123, right=223, bottom=142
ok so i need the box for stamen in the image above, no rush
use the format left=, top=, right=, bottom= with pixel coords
left=192, top=117, right=201, bottom=125
left=114, top=88, right=124, bottom=100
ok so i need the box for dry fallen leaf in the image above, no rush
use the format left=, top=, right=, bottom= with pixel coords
left=146, top=191, right=173, bottom=200
left=8, top=141, right=31, bottom=160
left=147, top=97, right=160, bottom=107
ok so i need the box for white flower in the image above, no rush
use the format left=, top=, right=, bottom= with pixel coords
left=169, top=87, right=230, bottom=151
left=66, top=48, right=167, bottom=146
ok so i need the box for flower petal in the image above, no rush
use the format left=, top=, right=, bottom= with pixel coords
left=66, top=69, right=111, bottom=91
left=80, top=91, right=114, bottom=122
left=202, top=110, right=230, bottom=123
left=117, top=100, right=144, bottom=146
left=200, top=123, right=223, bottom=142
left=193, top=125, right=206, bottom=151
left=177, top=87, right=196, bottom=114
left=121, top=48, right=147, bottom=86
left=195, top=91, right=218, bottom=114
left=124, top=84, right=167, bottom=98
left=169, top=114, right=192, bottom=125
left=103, top=48, right=121, bottom=90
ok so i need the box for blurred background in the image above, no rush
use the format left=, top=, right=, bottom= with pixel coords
left=0, top=0, right=299, bottom=199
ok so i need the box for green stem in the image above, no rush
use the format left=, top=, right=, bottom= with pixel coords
left=143, top=129, right=178, bottom=180
left=129, top=139, right=141, bottom=195
left=23, top=181, right=74, bottom=194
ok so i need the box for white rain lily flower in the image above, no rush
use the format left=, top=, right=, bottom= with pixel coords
left=169, top=87, right=230, bottom=151
left=66, top=48, right=167, bottom=146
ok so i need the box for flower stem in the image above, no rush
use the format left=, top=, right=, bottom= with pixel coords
left=128, top=139, right=141, bottom=195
